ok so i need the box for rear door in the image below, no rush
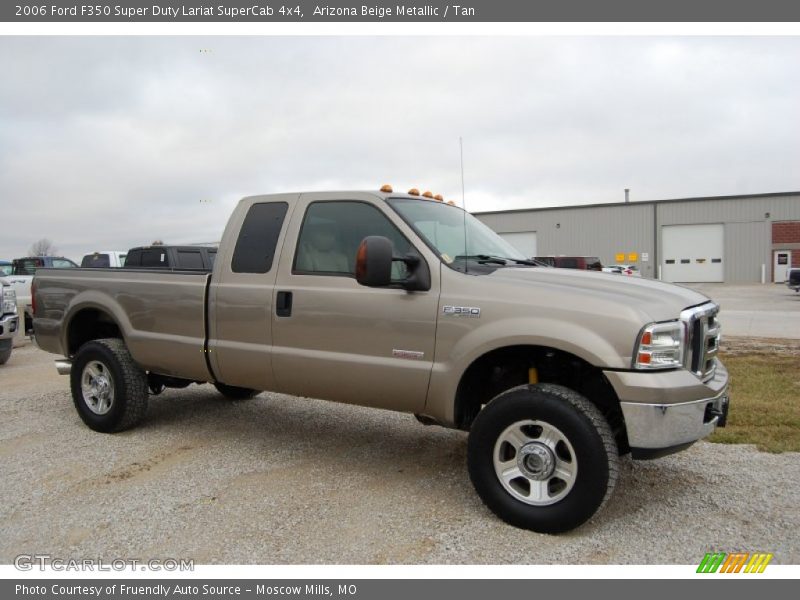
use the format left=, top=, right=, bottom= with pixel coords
left=207, top=195, right=296, bottom=391
left=270, top=192, right=440, bottom=412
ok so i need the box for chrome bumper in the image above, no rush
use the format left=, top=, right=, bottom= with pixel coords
left=620, top=389, right=729, bottom=451
left=0, top=313, right=19, bottom=340
left=606, top=360, right=730, bottom=458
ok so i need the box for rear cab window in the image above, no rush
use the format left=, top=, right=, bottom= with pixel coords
left=140, top=249, right=166, bottom=267
left=81, top=254, right=110, bottom=268
left=176, top=250, right=204, bottom=270
left=12, top=258, right=44, bottom=275
left=231, top=202, right=289, bottom=274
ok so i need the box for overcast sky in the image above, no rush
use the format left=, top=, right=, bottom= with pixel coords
left=1, top=36, right=799, bottom=261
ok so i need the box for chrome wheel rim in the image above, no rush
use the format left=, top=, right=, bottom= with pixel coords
left=493, top=419, right=578, bottom=506
left=81, top=360, right=115, bottom=415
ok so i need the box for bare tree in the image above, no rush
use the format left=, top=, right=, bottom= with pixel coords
left=29, top=238, right=57, bottom=256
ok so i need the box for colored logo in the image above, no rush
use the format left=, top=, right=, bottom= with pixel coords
left=697, top=552, right=773, bottom=573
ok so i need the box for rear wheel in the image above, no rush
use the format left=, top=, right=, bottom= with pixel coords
left=467, top=383, right=618, bottom=533
left=213, top=382, right=260, bottom=400
left=70, top=338, right=148, bottom=433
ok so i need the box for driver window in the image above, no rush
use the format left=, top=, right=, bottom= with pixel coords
left=294, top=201, right=416, bottom=281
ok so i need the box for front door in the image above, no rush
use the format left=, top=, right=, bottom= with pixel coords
left=774, top=250, right=791, bottom=283
left=271, top=194, right=440, bottom=413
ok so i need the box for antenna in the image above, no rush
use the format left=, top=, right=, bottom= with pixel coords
left=460, top=136, right=468, bottom=274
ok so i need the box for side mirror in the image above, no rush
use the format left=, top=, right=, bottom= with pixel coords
left=356, top=236, right=393, bottom=287
left=355, top=236, right=431, bottom=292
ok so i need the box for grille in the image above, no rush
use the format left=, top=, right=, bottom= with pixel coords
left=680, top=303, right=720, bottom=382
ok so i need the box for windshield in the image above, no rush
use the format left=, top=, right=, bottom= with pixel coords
left=387, top=198, right=527, bottom=270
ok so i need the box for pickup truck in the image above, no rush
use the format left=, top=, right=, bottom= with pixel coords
left=123, top=245, right=217, bottom=270
left=9, top=256, right=78, bottom=335
left=33, top=188, right=730, bottom=533
left=0, top=277, right=19, bottom=364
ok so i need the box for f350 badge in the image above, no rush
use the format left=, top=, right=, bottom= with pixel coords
left=443, top=305, right=481, bottom=318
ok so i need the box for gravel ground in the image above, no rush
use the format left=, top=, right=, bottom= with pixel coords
left=1, top=342, right=799, bottom=564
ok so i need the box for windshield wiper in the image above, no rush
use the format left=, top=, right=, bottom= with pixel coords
left=455, top=254, right=508, bottom=265
left=457, top=254, right=544, bottom=266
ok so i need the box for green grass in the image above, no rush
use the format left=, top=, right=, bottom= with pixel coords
left=709, top=353, right=800, bottom=453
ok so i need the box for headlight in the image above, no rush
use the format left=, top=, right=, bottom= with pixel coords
left=633, top=320, right=686, bottom=369
left=2, top=287, right=18, bottom=315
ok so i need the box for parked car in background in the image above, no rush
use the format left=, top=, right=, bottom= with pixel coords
left=0, top=278, right=19, bottom=364
left=81, top=251, right=128, bottom=268
left=602, top=264, right=641, bottom=277
left=9, top=256, right=78, bottom=335
left=0, top=260, right=11, bottom=276
left=123, top=245, right=217, bottom=270
left=534, top=256, right=603, bottom=271
left=787, top=268, right=800, bottom=293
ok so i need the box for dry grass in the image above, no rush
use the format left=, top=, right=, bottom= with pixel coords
left=709, top=350, right=800, bottom=453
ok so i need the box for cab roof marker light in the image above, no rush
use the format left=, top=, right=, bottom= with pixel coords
left=380, top=184, right=393, bottom=193
left=422, top=191, right=434, bottom=199
left=408, top=188, right=420, bottom=196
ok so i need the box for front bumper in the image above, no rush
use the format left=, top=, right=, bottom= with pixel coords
left=604, top=360, right=729, bottom=458
left=0, top=312, right=19, bottom=341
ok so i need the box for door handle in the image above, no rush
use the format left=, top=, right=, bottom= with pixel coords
left=276, top=291, right=293, bottom=317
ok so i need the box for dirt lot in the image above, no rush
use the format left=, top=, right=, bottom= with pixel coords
left=1, top=338, right=799, bottom=565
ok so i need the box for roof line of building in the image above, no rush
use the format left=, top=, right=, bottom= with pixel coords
left=474, top=190, right=800, bottom=216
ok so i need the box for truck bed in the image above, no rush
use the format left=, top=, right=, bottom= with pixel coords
left=34, top=267, right=212, bottom=381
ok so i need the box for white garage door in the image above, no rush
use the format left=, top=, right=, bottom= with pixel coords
left=662, top=224, right=724, bottom=283
left=499, top=231, right=537, bottom=258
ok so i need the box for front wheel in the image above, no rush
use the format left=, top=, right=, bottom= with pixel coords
left=70, top=338, right=149, bottom=433
left=467, top=383, right=618, bottom=534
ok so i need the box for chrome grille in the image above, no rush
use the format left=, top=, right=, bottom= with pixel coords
left=680, top=302, right=720, bottom=382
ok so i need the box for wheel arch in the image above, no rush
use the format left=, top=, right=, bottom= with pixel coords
left=64, top=302, right=129, bottom=357
left=452, top=343, right=629, bottom=454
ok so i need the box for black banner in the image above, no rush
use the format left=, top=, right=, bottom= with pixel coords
left=4, top=0, right=800, bottom=22
left=4, top=580, right=797, bottom=600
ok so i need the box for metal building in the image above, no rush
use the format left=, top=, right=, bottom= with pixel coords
left=475, top=191, right=800, bottom=284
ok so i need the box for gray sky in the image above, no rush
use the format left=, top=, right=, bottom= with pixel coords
left=1, top=36, right=799, bottom=261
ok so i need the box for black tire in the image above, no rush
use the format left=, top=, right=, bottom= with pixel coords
left=0, top=339, right=12, bottom=365
left=70, top=338, right=148, bottom=433
left=467, top=383, right=618, bottom=534
left=213, top=382, right=260, bottom=400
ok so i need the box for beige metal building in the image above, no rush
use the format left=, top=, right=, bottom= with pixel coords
left=475, top=191, right=800, bottom=284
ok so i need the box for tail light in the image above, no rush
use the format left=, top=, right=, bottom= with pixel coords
left=31, top=280, right=36, bottom=316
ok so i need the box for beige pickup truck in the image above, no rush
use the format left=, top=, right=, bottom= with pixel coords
left=33, top=188, right=729, bottom=533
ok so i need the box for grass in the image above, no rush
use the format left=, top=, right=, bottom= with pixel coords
left=709, top=352, right=800, bottom=453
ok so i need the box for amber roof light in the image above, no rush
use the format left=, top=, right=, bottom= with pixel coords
left=408, top=188, right=420, bottom=196
left=380, top=184, right=393, bottom=193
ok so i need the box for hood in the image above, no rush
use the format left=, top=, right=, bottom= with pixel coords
left=486, top=267, right=710, bottom=322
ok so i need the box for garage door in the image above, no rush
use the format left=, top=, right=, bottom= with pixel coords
left=499, top=231, right=537, bottom=258
left=662, top=224, right=724, bottom=283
